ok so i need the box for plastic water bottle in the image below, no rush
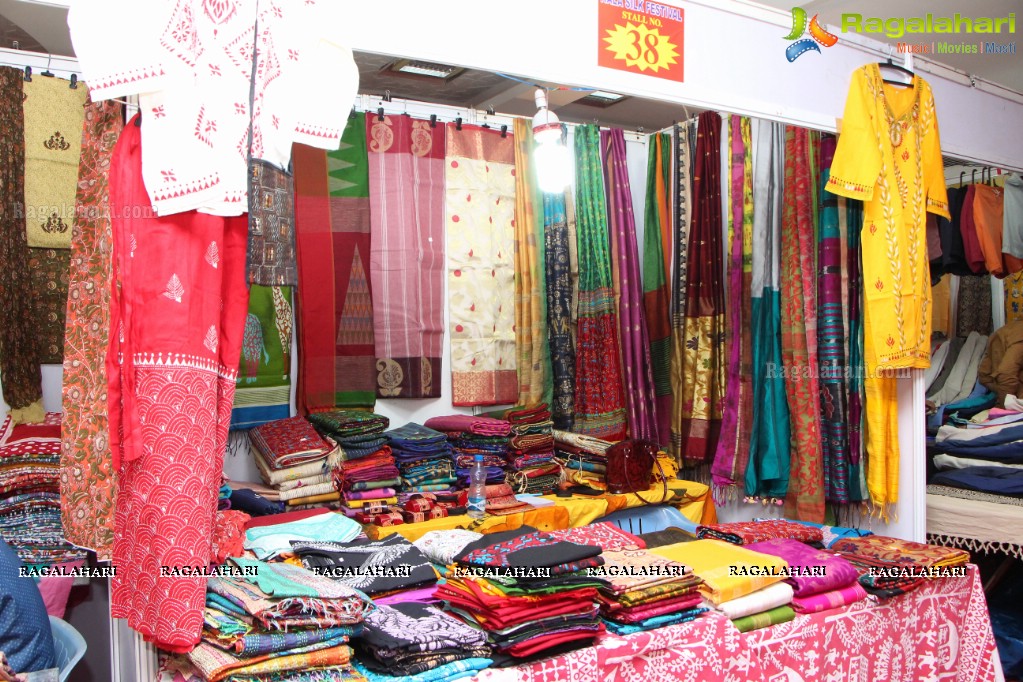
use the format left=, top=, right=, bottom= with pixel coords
left=467, top=454, right=487, bottom=519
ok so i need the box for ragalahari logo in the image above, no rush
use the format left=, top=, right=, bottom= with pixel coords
left=784, top=7, right=839, bottom=61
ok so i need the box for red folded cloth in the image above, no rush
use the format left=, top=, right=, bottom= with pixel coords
left=243, top=508, right=329, bottom=530
left=424, top=415, right=511, bottom=437
left=696, top=520, right=824, bottom=545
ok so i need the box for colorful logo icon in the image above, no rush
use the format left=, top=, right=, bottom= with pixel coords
left=784, top=7, right=839, bottom=61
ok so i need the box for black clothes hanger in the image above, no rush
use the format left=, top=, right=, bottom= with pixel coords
left=878, top=57, right=914, bottom=86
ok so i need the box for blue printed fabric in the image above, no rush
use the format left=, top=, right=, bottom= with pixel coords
left=0, top=539, right=55, bottom=672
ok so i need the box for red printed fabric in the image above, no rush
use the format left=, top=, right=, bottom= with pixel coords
left=779, top=127, right=825, bottom=523
left=696, top=520, right=823, bottom=546
left=547, top=522, right=646, bottom=552
left=60, top=100, right=123, bottom=559
left=366, top=114, right=446, bottom=399
left=107, top=116, right=249, bottom=651
left=473, top=565, right=998, bottom=682
left=249, top=416, right=331, bottom=470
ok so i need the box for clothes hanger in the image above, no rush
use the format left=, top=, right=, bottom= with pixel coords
left=878, top=49, right=914, bottom=86
left=972, top=169, right=977, bottom=185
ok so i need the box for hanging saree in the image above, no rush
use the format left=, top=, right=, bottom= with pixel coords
left=603, top=128, right=659, bottom=441
left=512, top=118, right=551, bottom=407
left=59, top=99, right=122, bottom=559
left=642, top=133, right=673, bottom=446
left=107, top=116, right=249, bottom=650
left=669, top=120, right=696, bottom=461
left=746, top=119, right=790, bottom=502
left=544, top=191, right=576, bottom=430
left=827, top=65, right=949, bottom=517
left=366, top=114, right=445, bottom=399
left=780, top=127, right=825, bottom=523
left=0, top=67, right=42, bottom=413
left=573, top=125, right=627, bottom=440
left=293, top=116, right=376, bottom=412
left=712, top=116, right=754, bottom=499
left=818, top=170, right=853, bottom=505
left=231, top=285, right=292, bottom=430
left=446, top=124, right=518, bottom=406
left=842, top=194, right=867, bottom=502
left=675, top=111, right=726, bottom=465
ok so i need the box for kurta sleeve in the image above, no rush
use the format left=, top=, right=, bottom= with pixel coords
left=825, top=68, right=881, bottom=202
left=920, top=85, right=952, bottom=220
left=67, top=0, right=170, bottom=100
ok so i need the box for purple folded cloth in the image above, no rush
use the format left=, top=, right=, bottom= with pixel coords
left=373, top=586, right=440, bottom=606
left=344, top=488, right=397, bottom=501
left=746, top=537, right=861, bottom=598
left=424, top=415, right=512, bottom=437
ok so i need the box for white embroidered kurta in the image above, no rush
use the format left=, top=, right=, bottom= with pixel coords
left=68, top=0, right=359, bottom=216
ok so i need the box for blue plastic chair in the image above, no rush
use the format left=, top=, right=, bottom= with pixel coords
left=595, top=504, right=699, bottom=536
left=49, top=616, right=86, bottom=682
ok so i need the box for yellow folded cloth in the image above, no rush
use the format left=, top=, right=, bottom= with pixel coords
left=284, top=491, right=340, bottom=506
left=343, top=496, right=398, bottom=509
left=650, top=539, right=790, bottom=604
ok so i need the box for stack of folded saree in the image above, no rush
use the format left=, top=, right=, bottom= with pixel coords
left=424, top=415, right=512, bottom=489
left=695, top=519, right=824, bottom=546
left=746, top=538, right=867, bottom=614
left=293, top=535, right=438, bottom=598
left=548, top=523, right=707, bottom=635
left=831, top=534, right=970, bottom=598
left=504, top=404, right=559, bottom=496
left=352, top=603, right=492, bottom=680
left=330, top=446, right=401, bottom=512
left=309, top=410, right=390, bottom=457
left=186, top=557, right=369, bottom=682
left=437, top=526, right=607, bottom=660
left=249, top=416, right=337, bottom=507
left=386, top=423, right=457, bottom=494
left=553, top=429, right=612, bottom=491
left=0, top=413, right=87, bottom=566
left=651, top=539, right=796, bottom=631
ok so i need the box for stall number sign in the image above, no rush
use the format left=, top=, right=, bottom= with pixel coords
left=598, top=0, right=684, bottom=82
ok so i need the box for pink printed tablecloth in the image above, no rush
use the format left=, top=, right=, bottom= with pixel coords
left=478, top=565, right=999, bottom=682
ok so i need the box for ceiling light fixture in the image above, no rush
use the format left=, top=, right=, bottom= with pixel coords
left=532, top=89, right=572, bottom=193
left=577, top=90, right=627, bottom=107
left=386, top=59, right=465, bottom=81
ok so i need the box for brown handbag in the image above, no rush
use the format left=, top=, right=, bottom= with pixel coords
left=605, top=439, right=668, bottom=504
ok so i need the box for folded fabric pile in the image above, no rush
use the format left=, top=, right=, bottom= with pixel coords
left=503, top=404, right=559, bottom=496
left=353, top=602, right=492, bottom=680
left=249, top=416, right=336, bottom=507
left=437, top=526, right=606, bottom=661
left=424, top=415, right=512, bottom=489
left=548, top=523, right=707, bottom=635
left=831, top=534, right=970, bottom=599
left=293, top=535, right=438, bottom=598
left=387, top=423, right=457, bottom=494
left=553, top=429, right=612, bottom=492
left=185, top=557, right=369, bottom=682
left=746, top=538, right=867, bottom=614
left=307, top=410, right=392, bottom=509
left=695, top=519, right=824, bottom=546
left=783, top=519, right=874, bottom=548
left=243, top=509, right=362, bottom=560
left=651, top=539, right=795, bottom=632
left=477, top=483, right=534, bottom=516
left=0, top=413, right=87, bottom=566
left=413, top=529, right=484, bottom=566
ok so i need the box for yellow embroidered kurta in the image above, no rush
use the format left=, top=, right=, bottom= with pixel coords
left=827, top=64, right=950, bottom=516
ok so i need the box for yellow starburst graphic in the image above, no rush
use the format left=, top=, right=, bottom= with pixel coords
left=603, top=22, right=680, bottom=73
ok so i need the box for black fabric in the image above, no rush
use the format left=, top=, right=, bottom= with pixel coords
left=292, top=535, right=436, bottom=596
left=931, top=466, right=1023, bottom=496
left=637, top=527, right=698, bottom=548
left=936, top=187, right=972, bottom=277
left=455, top=526, right=603, bottom=570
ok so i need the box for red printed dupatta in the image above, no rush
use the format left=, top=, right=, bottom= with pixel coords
left=446, top=124, right=518, bottom=406
left=366, top=114, right=446, bottom=398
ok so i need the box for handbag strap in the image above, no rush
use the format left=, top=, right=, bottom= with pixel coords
left=622, top=444, right=670, bottom=507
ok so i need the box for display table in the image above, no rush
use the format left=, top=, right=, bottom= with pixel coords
left=476, top=565, right=1000, bottom=682
left=364, top=478, right=716, bottom=542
